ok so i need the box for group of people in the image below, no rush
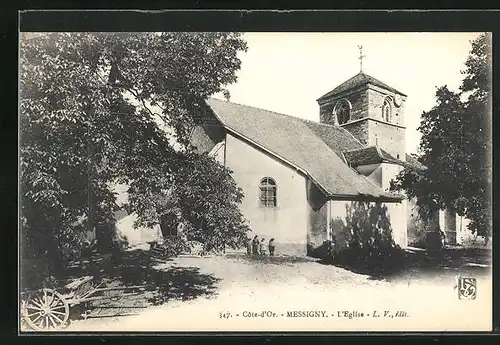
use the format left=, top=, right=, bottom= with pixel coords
left=247, top=235, right=275, bottom=256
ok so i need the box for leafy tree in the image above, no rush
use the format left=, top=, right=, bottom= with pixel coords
left=174, top=154, right=250, bottom=253
left=391, top=33, right=492, bottom=238
left=128, top=152, right=250, bottom=253
left=20, top=32, right=248, bottom=275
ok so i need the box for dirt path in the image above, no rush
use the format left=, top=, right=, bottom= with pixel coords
left=61, top=252, right=492, bottom=332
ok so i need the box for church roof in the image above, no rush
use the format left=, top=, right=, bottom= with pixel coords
left=344, top=146, right=393, bottom=166
left=300, top=120, right=365, bottom=158
left=205, top=98, right=404, bottom=201
left=405, top=153, right=427, bottom=171
left=317, top=72, right=407, bottom=102
left=343, top=146, right=425, bottom=170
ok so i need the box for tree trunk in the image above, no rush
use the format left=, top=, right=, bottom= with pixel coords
left=96, top=223, right=114, bottom=253
left=159, top=213, right=178, bottom=238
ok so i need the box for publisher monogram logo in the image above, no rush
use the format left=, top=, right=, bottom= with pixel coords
left=458, top=278, right=477, bottom=300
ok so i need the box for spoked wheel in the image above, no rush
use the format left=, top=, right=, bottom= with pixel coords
left=22, top=288, right=69, bottom=331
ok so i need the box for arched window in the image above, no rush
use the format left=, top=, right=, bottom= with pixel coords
left=382, top=98, right=392, bottom=123
left=259, top=177, right=277, bottom=207
left=334, top=99, right=351, bottom=125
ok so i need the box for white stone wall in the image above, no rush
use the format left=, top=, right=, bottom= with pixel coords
left=225, top=133, right=309, bottom=255
left=115, top=213, right=160, bottom=246
left=456, top=215, right=473, bottom=245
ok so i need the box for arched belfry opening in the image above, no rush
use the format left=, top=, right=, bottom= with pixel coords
left=382, top=97, right=393, bottom=123
left=333, top=99, right=352, bottom=125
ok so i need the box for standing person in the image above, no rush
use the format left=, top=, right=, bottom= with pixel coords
left=252, top=235, right=259, bottom=255
left=268, top=238, right=275, bottom=256
left=177, top=219, right=185, bottom=237
left=260, top=238, right=266, bottom=256
left=439, top=229, right=446, bottom=248
left=247, top=236, right=252, bottom=255
left=329, top=236, right=337, bottom=262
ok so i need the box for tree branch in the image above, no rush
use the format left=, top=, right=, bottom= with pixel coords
left=125, top=87, right=162, bottom=119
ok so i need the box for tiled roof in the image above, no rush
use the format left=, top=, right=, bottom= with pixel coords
left=405, top=153, right=427, bottom=171
left=300, top=120, right=365, bottom=159
left=317, top=72, right=407, bottom=102
left=343, top=146, right=386, bottom=166
left=344, top=146, right=426, bottom=171
left=205, top=98, right=403, bottom=201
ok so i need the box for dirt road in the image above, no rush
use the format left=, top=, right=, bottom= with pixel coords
left=61, top=251, right=492, bottom=332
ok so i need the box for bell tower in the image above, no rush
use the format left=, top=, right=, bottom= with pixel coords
left=316, top=71, right=407, bottom=161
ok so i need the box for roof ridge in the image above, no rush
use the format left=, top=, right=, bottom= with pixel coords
left=316, top=73, right=363, bottom=99
left=208, top=97, right=337, bottom=158
left=209, top=97, right=364, bottom=146
left=317, top=72, right=407, bottom=101
left=208, top=97, right=366, bottom=151
left=209, top=97, right=367, bottom=145
left=208, top=97, right=307, bottom=123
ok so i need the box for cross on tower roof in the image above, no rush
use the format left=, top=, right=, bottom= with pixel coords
left=357, top=45, right=366, bottom=72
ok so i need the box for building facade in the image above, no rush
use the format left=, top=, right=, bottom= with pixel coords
left=190, top=72, right=460, bottom=256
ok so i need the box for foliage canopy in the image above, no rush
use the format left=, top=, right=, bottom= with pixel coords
left=20, top=32, right=249, bottom=271
left=391, top=33, right=492, bottom=238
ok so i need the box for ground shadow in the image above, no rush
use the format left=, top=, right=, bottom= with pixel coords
left=319, top=246, right=491, bottom=281
left=319, top=201, right=491, bottom=281
left=52, top=248, right=221, bottom=315
left=225, top=252, right=319, bottom=266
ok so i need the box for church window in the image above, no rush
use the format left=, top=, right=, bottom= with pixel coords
left=259, top=177, right=277, bottom=207
left=382, top=98, right=392, bottom=123
left=334, top=99, right=351, bottom=125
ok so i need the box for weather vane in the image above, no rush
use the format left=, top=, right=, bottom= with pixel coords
left=358, top=45, right=366, bottom=72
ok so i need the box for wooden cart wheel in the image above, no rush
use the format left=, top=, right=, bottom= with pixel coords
left=22, top=288, right=69, bottom=331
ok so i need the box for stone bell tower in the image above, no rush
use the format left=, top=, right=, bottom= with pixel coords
left=316, top=52, right=407, bottom=161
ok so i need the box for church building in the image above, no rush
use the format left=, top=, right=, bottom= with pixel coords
left=190, top=71, right=461, bottom=256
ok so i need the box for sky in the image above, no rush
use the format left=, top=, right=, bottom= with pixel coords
left=213, top=32, right=482, bottom=155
